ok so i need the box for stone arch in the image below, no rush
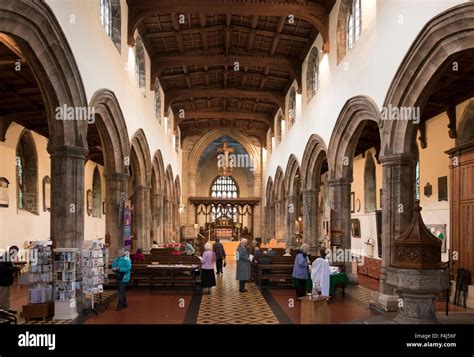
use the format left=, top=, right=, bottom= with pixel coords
left=300, top=134, right=328, bottom=251
left=382, top=3, right=474, bottom=157
left=16, top=129, right=38, bottom=215
left=273, top=166, right=285, bottom=243
left=284, top=155, right=302, bottom=247
left=0, top=0, right=89, bottom=249
left=187, top=128, right=261, bottom=175
left=130, top=129, right=151, bottom=187
left=89, top=89, right=130, bottom=175
left=284, top=154, right=301, bottom=197
left=163, top=165, right=176, bottom=241
left=301, top=134, right=328, bottom=190
left=328, top=95, right=381, bottom=180
left=151, top=150, right=165, bottom=196
left=376, top=3, right=474, bottom=305
left=129, top=129, right=151, bottom=249
left=0, top=0, right=88, bottom=148
left=150, top=150, right=166, bottom=243
left=273, top=166, right=285, bottom=202
left=364, top=152, right=376, bottom=214
left=265, top=177, right=275, bottom=242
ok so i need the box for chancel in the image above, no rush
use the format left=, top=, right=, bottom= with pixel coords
left=0, top=0, right=473, bottom=330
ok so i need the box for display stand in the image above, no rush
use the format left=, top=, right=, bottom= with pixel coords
left=53, top=248, right=79, bottom=320
left=82, top=240, right=107, bottom=315
left=21, top=241, right=54, bottom=321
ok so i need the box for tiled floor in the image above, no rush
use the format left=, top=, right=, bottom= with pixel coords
left=196, top=258, right=280, bottom=324
left=8, top=268, right=473, bottom=325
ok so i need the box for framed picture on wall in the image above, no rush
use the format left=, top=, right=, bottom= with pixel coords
left=426, top=224, right=447, bottom=253
left=0, top=177, right=9, bottom=207
left=351, top=192, right=355, bottom=213
left=351, top=218, right=361, bottom=238
left=438, top=176, right=448, bottom=201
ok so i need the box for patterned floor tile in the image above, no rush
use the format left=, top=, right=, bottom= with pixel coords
left=196, top=258, right=280, bottom=324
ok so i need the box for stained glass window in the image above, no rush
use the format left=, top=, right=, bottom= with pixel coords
left=210, top=176, right=239, bottom=198
left=347, top=0, right=361, bottom=51
left=307, top=48, right=319, bottom=101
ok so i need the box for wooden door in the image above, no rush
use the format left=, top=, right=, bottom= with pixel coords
left=450, top=145, right=474, bottom=275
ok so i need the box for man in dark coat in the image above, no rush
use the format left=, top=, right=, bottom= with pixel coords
left=213, top=239, right=226, bottom=274
left=236, top=238, right=251, bottom=292
left=0, top=247, right=21, bottom=313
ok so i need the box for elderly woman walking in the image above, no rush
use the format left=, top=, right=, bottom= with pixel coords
left=200, top=242, right=216, bottom=294
left=236, top=238, right=251, bottom=292
left=292, top=244, right=310, bottom=298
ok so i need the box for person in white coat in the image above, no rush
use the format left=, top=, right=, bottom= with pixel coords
left=311, top=249, right=330, bottom=297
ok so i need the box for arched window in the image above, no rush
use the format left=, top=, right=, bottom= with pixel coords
left=288, top=87, right=296, bottom=125
left=135, top=36, right=146, bottom=89
left=155, top=78, right=161, bottom=124
left=16, top=131, right=38, bottom=214
left=346, top=0, right=361, bottom=51
left=210, top=176, right=239, bottom=198
left=364, top=152, right=376, bottom=213
left=100, top=0, right=121, bottom=52
left=92, top=166, right=102, bottom=218
left=306, top=47, right=319, bottom=101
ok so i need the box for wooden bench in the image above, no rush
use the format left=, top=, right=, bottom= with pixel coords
left=130, top=256, right=201, bottom=289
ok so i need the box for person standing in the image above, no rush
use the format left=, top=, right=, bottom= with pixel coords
left=311, top=249, right=330, bottom=296
left=213, top=239, right=226, bottom=274
left=0, top=246, right=21, bottom=313
left=112, top=248, right=132, bottom=311
left=200, top=243, right=216, bottom=294
left=292, top=244, right=310, bottom=298
left=236, top=238, right=251, bottom=292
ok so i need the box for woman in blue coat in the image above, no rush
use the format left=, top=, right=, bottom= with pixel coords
left=236, top=238, right=251, bottom=292
left=292, top=244, right=310, bottom=298
left=112, top=248, right=132, bottom=311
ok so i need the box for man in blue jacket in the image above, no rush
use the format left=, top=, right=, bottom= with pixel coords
left=112, top=248, right=132, bottom=311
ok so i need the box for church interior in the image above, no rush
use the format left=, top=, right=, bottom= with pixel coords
left=1, top=0, right=474, bottom=331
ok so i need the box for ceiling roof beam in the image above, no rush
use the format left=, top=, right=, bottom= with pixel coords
left=127, top=0, right=330, bottom=52
left=165, top=88, right=285, bottom=109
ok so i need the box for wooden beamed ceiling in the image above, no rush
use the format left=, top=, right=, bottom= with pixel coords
left=127, top=0, right=335, bottom=143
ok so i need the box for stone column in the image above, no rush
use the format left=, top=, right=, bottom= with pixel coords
left=302, top=189, right=320, bottom=254
left=376, top=153, right=417, bottom=311
left=164, top=198, right=174, bottom=242
left=104, top=173, right=128, bottom=258
left=328, top=178, right=353, bottom=277
left=274, top=199, right=285, bottom=243
left=285, top=195, right=298, bottom=249
left=48, top=145, right=87, bottom=248
left=173, top=202, right=179, bottom=241
left=133, top=185, right=151, bottom=251
left=252, top=173, right=262, bottom=238
left=156, top=193, right=164, bottom=243
left=186, top=171, right=196, bottom=226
